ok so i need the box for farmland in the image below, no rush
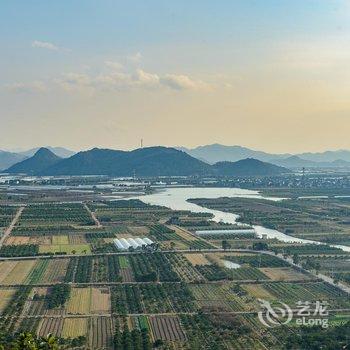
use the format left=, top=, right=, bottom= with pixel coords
left=0, top=205, right=17, bottom=231
left=189, top=196, right=350, bottom=247
left=0, top=184, right=348, bottom=349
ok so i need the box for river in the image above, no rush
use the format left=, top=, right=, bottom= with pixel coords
left=133, top=187, right=350, bottom=253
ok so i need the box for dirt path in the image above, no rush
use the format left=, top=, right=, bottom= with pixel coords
left=0, top=206, right=24, bottom=248
left=84, top=203, right=102, bottom=228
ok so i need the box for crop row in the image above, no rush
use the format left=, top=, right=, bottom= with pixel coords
left=18, top=203, right=94, bottom=226
left=0, top=205, right=17, bottom=228
left=111, top=283, right=195, bottom=315
left=149, top=224, right=179, bottom=241
left=64, top=255, right=122, bottom=283
left=196, top=264, right=268, bottom=281
left=223, top=254, right=290, bottom=268
left=114, top=317, right=151, bottom=350
left=0, top=244, right=39, bottom=257
left=128, top=253, right=180, bottom=282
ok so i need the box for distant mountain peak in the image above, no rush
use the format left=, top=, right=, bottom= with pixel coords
left=18, top=146, right=75, bottom=158
left=213, top=158, right=288, bottom=176
left=6, top=147, right=61, bottom=175
left=35, top=147, right=55, bottom=156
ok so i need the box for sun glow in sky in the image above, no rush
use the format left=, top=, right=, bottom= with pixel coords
left=1, top=0, right=350, bottom=152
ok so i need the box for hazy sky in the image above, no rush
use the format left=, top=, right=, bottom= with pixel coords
left=1, top=1, right=350, bottom=152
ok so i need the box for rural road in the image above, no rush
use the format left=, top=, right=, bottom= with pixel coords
left=1, top=278, right=321, bottom=288
left=7, top=308, right=350, bottom=319
left=0, top=247, right=277, bottom=260
left=84, top=203, right=102, bottom=228
left=0, top=206, right=24, bottom=248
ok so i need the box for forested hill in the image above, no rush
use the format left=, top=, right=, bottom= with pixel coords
left=6, top=147, right=61, bottom=175
left=40, top=147, right=212, bottom=176
left=213, top=158, right=287, bottom=176
left=6, top=146, right=289, bottom=177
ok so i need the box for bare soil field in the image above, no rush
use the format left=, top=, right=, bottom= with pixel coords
left=0, top=288, right=16, bottom=312
left=128, top=226, right=150, bottom=235
left=62, top=317, right=88, bottom=338
left=68, top=234, right=87, bottom=244
left=30, top=236, right=52, bottom=245
left=4, top=236, right=30, bottom=245
left=0, top=261, right=17, bottom=283
left=149, top=316, right=187, bottom=341
left=89, top=317, right=115, bottom=350
left=37, top=317, right=63, bottom=337
left=242, top=284, right=275, bottom=300
left=171, top=226, right=197, bottom=241
left=184, top=253, right=211, bottom=266
left=45, top=307, right=64, bottom=316
left=160, top=240, right=188, bottom=250
left=2, top=260, right=36, bottom=284
left=66, top=288, right=91, bottom=315
left=26, top=299, right=47, bottom=316
left=41, top=259, right=69, bottom=283
left=259, top=267, right=311, bottom=281
left=39, top=244, right=91, bottom=254
left=90, top=288, right=111, bottom=314
left=120, top=268, right=134, bottom=282
left=52, top=235, right=69, bottom=245
left=114, top=233, right=133, bottom=239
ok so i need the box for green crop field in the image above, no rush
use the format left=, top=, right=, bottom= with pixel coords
left=0, top=186, right=348, bottom=349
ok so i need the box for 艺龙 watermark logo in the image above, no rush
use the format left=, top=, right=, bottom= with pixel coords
left=258, top=299, right=293, bottom=327
left=258, top=299, right=329, bottom=328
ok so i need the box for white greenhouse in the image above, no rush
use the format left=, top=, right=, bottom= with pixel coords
left=113, top=237, right=155, bottom=251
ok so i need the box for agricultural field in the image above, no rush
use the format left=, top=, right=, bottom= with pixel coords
left=259, top=267, right=313, bottom=281
left=16, top=203, right=94, bottom=227
left=89, top=317, right=115, bottom=349
left=37, top=318, right=64, bottom=337
left=41, top=259, right=70, bottom=283
left=149, top=316, right=187, bottom=342
left=66, top=287, right=91, bottom=314
left=0, top=190, right=348, bottom=349
left=0, top=288, right=16, bottom=312
left=2, top=260, right=36, bottom=284
left=90, top=288, right=111, bottom=314
left=189, top=283, right=251, bottom=312
left=0, top=205, right=17, bottom=231
left=38, top=243, right=91, bottom=254
left=189, top=196, right=350, bottom=247
left=263, top=282, right=350, bottom=308
left=61, top=317, right=88, bottom=338
left=184, top=253, right=211, bottom=265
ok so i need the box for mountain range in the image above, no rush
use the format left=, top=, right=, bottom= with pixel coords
left=4, top=147, right=288, bottom=177
left=2, top=143, right=350, bottom=176
left=179, top=144, right=350, bottom=168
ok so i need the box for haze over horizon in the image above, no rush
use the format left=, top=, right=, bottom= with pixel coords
left=1, top=1, right=350, bottom=153
left=3, top=143, right=350, bottom=155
